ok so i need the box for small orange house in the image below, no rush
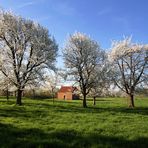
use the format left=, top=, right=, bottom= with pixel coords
left=57, top=86, right=79, bottom=100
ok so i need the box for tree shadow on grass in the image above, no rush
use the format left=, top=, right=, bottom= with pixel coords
left=50, top=103, right=148, bottom=116
left=0, top=107, right=48, bottom=119
left=0, top=123, right=148, bottom=148
left=89, top=106, right=148, bottom=116
left=47, top=99, right=148, bottom=116
left=0, top=98, right=148, bottom=117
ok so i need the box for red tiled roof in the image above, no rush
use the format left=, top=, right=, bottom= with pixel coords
left=58, top=86, right=77, bottom=93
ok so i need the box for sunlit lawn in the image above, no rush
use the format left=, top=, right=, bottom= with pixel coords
left=0, top=96, right=148, bottom=148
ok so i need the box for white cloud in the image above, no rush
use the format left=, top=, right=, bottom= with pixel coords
left=17, top=1, right=35, bottom=8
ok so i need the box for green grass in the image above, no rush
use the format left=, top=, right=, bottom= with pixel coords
left=0, top=97, right=148, bottom=148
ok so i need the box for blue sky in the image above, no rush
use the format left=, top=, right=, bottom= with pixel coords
left=0, top=0, right=148, bottom=68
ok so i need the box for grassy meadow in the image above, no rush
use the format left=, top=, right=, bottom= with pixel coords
left=0, top=96, right=148, bottom=148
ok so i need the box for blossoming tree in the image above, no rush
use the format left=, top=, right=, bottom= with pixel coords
left=110, top=37, right=148, bottom=107
left=63, top=32, right=104, bottom=108
left=0, top=11, right=58, bottom=105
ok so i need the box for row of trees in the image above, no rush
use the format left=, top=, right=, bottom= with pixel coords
left=0, top=10, right=147, bottom=107
left=63, top=33, right=148, bottom=108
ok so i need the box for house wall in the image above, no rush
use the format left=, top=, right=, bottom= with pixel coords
left=57, top=92, right=72, bottom=100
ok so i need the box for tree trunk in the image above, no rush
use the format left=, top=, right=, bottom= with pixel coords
left=83, top=94, right=87, bottom=108
left=93, top=96, right=96, bottom=106
left=32, top=89, right=35, bottom=99
left=16, top=89, right=22, bottom=105
left=129, top=94, right=135, bottom=108
left=52, top=93, right=54, bottom=104
left=6, top=88, right=9, bottom=101
left=51, top=88, right=55, bottom=104
left=14, top=91, right=16, bottom=97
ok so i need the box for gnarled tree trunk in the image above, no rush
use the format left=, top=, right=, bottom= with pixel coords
left=83, top=94, right=87, bottom=108
left=16, top=89, right=23, bottom=105
left=129, top=94, right=135, bottom=108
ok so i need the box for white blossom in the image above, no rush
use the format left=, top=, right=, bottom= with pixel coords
left=109, top=36, right=148, bottom=107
